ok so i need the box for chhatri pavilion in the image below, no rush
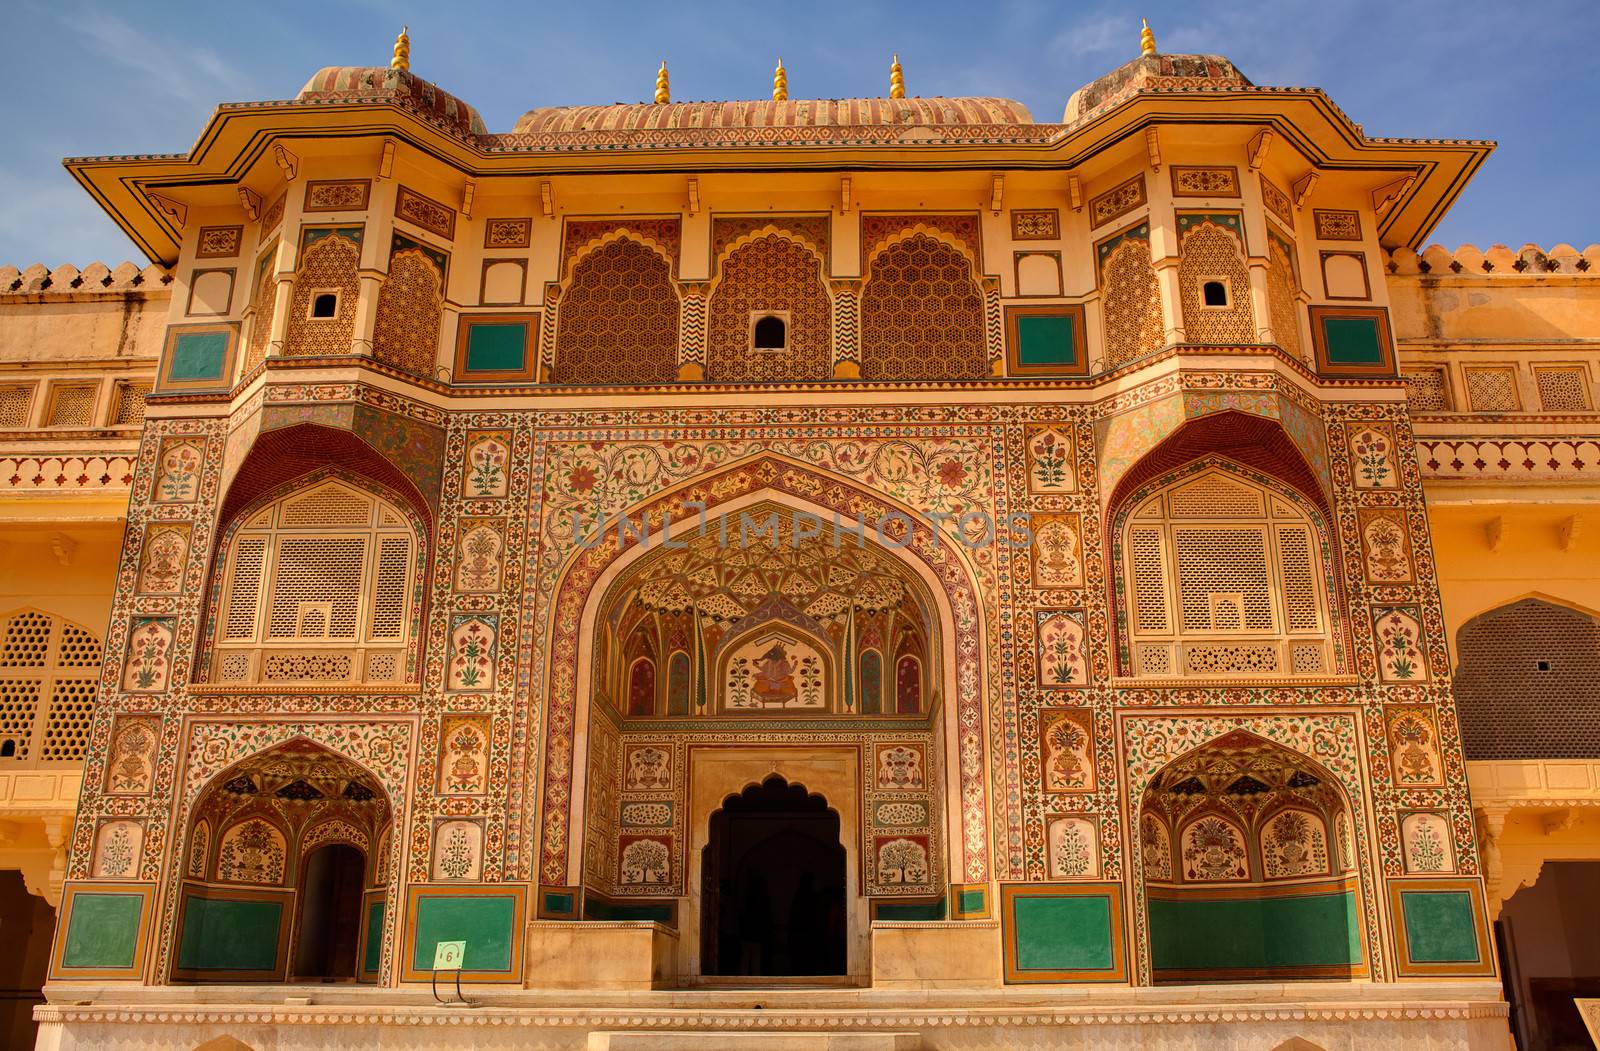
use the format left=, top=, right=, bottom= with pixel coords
left=0, top=20, right=1597, bottom=1051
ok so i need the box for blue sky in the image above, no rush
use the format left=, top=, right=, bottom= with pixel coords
left=1, top=1, right=1595, bottom=266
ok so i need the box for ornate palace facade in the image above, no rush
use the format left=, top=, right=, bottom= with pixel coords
left=6, top=24, right=1599, bottom=1051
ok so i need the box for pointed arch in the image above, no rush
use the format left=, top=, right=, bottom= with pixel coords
left=861, top=229, right=986, bottom=380
left=538, top=451, right=990, bottom=888
left=553, top=234, right=680, bottom=384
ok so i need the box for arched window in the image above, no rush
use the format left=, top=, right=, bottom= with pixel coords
left=212, top=480, right=418, bottom=685
left=1120, top=466, right=1332, bottom=677
left=860, top=234, right=986, bottom=380
left=0, top=610, right=101, bottom=763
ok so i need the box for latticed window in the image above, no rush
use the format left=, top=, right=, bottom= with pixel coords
left=213, top=480, right=416, bottom=685
left=0, top=611, right=102, bottom=764
left=1121, top=468, right=1333, bottom=677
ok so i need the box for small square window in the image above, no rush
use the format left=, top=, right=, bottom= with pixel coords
left=1535, top=659, right=1554, bottom=672
left=307, top=290, right=341, bottom=319
left=1200, top=278, right=1231, bottom=308
left=749, top=311, right=790, bottom=352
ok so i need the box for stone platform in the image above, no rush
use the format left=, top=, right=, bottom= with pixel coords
left=34, top=981, right=1511, bottom=1050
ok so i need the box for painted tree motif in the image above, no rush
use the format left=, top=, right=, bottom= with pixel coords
left=1026, top=426, right=1076, bottom=493
left=876, top=837, right=930, bottom=884
left=1141, top=814, right=1173, bottom=881
left=1348, top=425, right=1397, bottom=489
left=620, top=837, right=671, bottom=885
left=455, top=523, right=504, bottom=592
left=1375, top=608, right=1428, bottom=682
left=1261, top=809, right=1329, bottom=878
left=1031, top=514, right=1083, bottom=587
left=217, top=819, right=287, bottom=884
left=122, top=618, right=174, bottom=692
left=154, top=439, right=203, bottom=503
left=1042, top=710, right=1094, bottom=792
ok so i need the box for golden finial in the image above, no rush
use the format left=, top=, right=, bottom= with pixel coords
left=889, top=53, right=905, bottom=99
left=391, top=25, right=411, bottom=72
left=774, top=59, right=788, bottom=102
left=655, top=61, right=670, bottom=105
left=1140, top=18, right=1157, bottom=57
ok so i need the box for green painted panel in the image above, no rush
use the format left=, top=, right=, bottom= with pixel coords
left=958, top=888, right=986, bottom=915
left=169, top=332, right=229, bottom=381
left=411, top=894, right=517, bottom=972
left=176, top=895, right=283, bottom=972
left=363, top=900, right=386, bottom=974
left=1401, top=890, right=1481, bottom=963
left=1149, top=890, right=1360, bottom=971
left=61, top=892, right=143, bottom=969
left=585, top=898, right=674, bottom=923
left=874, top=899, right=946, bottom=922
left=542, top=891, right=575, bottom=916
left=1017, top=314, right=1078, bottom=367
left=1322, top=317, right=1384, bottom=365
left=1012, top=894, right=1113, bottom=971
left=464, top=323, right=529, bottom=373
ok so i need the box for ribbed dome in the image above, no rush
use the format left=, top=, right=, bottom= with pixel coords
left=513, top=96, right=1033, bottom=135
left=298, top=66, right=487, bottom=138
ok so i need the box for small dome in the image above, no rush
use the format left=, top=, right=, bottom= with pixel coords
left=298, top=67, right=487, bottom=138
left=1063, top=54, right=1252, bottom=126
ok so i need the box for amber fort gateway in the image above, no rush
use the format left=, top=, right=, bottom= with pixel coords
left=1, top=19, right=1598, bottom=1050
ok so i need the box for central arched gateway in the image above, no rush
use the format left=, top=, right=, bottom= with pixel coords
left=570, top=495, right=964, bottom=982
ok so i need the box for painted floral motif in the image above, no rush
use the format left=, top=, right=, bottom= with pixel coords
left=1026, top=425, right=1076, bottom=493
left=875, top=835, right=930, bottom=885
left=137, top=526, right=189, bottom=594
left=432, top=820, right=483, bottom=880
left=1387, top=707, right=1443, bottom=785
left=92, top=820, right=142, bottom=878
left=439, top=716, right=490, bottom=794
left=217, top=818, right=287, bottom=884
left=1041, top=710, right=1094, bottom=792
left=106, top=715, right=159, bottom=794
left=122, top=618, right=174, bottom=692
left=1261, top=809, right=1329, bottom=879
left=187, top=820, right=210, bottom=878
left=153, top=438, right=204, bottom=503
left=1361, top=511, right=1412, bottom=583
left=1401, top=812, right=1454, bottom=873
left=1181, top=815, right=1249, bottom=881
left=1031, top=514, right=1083, bottom=587
left=464, top=433, right=511, bottom=498
left=1036, top=609, right=1088, bottom=687
left=1047, top=816, right=1099, bottom=878
left=447, top=616, right=496, bottom=691
left=1375, top=607, right=1428, bottom=682
left=1349, top=425, right=1397, bottom=489
left=619, top=836, right=671, bottom=885
left=455, top=522, right=505, bottom=592
left=624, top=745, right=672, bottom=791
left=875, top=744, right=925, bottom=790
left=1141, top=814, right=1172, bottom=881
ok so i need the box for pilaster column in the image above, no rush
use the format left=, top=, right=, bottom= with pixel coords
left=1477, top=805, right=1508, bottom=919
left=265, top=276, right=294, bottom=359
left=1247, top=258, right=1274, bottom=344
left=1152, top=259, right=1186, bottom=345
left=42, top=814, right=70, bottom=909
left=349, top=270, right=384, bottom=356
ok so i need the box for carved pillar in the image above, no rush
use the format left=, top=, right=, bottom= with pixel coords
left=1247, top=258, right=1275, bottom=344
left=830, top=279, right=862, bottom=379
left=42, top=814, right=70, bottom=909
left=678, top=282, right=708, bottom=382
left=1478, top=806, right=1508, bottom=919
left=265, top=275, right=295, bottom=359
left=349, top=270, right=384, bottom=357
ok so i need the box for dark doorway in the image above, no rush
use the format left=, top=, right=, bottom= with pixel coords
left=1498, top=860, right=1600, bottom=1051
left=0, top=871, right=53, bottom=1050
left=701, top=776, right=847, bottom=978
left=291, top=844, right=366, bottom=980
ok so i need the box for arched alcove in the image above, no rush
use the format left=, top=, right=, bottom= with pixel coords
left=1139, top=730, right=1365, bottom=982
left=172, top=740, right=392, bottom=983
